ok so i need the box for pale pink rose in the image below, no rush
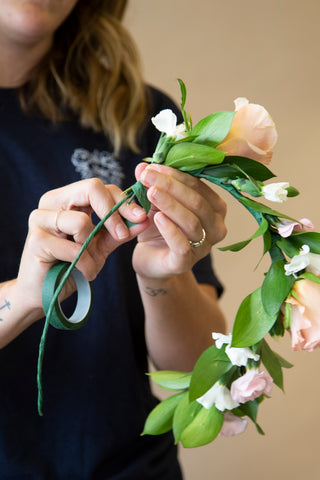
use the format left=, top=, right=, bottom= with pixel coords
left=219, top=412, right=248, bottom=437
left=230, top=369, right=273, bottom=403
left=277, top=218, right=315, bottom=238
left=285, top=278, right=320, bottom=352
left=216, top=97, right=278, bottom=165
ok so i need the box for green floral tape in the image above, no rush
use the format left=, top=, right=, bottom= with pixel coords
left=42, top=262, right=93, bottom=330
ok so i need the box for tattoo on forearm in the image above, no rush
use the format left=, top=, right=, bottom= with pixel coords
left=144, top=287, right=167, bottom=297
left=0, top=299, right=11, bottom=321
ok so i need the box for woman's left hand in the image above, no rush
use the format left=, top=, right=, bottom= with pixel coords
left=132, top=163, right=227, bottom=280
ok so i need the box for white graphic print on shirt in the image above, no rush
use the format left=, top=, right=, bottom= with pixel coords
left=71, top=148, right=125, bottom=186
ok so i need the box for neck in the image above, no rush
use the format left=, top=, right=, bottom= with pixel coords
left=0, top=36, right=51, bottom=88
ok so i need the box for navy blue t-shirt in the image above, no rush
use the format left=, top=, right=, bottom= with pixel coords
left=0, top=87, right=222, bottom=479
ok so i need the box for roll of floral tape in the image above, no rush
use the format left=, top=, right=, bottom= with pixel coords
left=42, top=262, right=93, bottom=330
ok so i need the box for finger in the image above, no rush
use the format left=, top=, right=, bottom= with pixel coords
left=39, top=178, right=147, bottom=241
left=25, top=227, right=100, bottom=281
left=138, top=163, right=226, bottom=217
left=139, top=168, right=209, bottom=242
left=30, top=208, right=94, bottom=244
left=140, top=164, right=227, bottom=244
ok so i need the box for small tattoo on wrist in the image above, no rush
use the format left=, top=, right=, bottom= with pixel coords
left=144, top=287, right=167, bottom=297
left=0, top=299, right=11, bottom=321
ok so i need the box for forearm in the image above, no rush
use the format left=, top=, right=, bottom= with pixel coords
left=0, top=279, right=43, bottom=349
left=137, top=271, right=226, bottom=372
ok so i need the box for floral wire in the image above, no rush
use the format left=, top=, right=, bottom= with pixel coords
left=37, top=190, right=135, bottom=415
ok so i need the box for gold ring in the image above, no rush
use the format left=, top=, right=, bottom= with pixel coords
left=189, top=228, right=206, bottom=248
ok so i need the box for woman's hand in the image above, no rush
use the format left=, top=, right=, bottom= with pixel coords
left=16, top=178, right=149, bottom=314
left=132, top=163, right=227, bottom=280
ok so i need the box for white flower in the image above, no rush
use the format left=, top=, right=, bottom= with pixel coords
left=262, top=182, right=289, bottom=203
left=212, top=332, right=260, bottom=366
left=284, top=244, right=311, bottom=276
left=151, top=109, right=187, bottom=140
left=196, top=382, right=239, bottom=411
left=285, top=244, right=320, bottom=276
left=307, top=252, right=320, bottom=276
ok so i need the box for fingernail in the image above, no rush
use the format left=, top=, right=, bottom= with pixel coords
left=156, top=212, right=168, bottom=225
left=150, top=187, right=163, bottom=201
left=116, top=222, right=128, bottom=239
left=141, top=168, right=157, bottom=187
left=132, top=207, right=145, bottom=218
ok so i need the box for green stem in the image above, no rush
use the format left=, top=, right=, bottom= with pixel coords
left=37, top=190, right=135, bottom=415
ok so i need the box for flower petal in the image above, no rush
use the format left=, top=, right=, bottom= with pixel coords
left=151, top=109, right=177, bottom=136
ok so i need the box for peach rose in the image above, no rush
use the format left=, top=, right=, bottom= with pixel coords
left=216, top=97, right=278, bottom=165
left=285, top=278, right=320, bottom=352
left=230, top=369, right=273, bottom=403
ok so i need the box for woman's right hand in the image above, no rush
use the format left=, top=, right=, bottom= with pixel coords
left=15, top=178, right=149, bottom=318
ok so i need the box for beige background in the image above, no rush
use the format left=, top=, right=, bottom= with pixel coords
left=125, top=1, right=320, bottom=479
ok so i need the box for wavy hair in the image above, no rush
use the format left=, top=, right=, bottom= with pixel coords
left=20, top=0, right=148, bottom=153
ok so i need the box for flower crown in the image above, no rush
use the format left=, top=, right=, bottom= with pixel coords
left=140, top=79, right=320, bottom=446
left=38, top=81, right=320, bottom=447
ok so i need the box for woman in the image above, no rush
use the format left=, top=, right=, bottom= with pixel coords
left=0, top=1, right=227, bottom=478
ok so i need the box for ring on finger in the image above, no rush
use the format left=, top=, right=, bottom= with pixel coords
left=54, top=208, right=64, bottom=234
left=189, top=228, right=206, bottom=248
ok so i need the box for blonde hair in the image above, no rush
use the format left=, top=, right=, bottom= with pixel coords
left=20, top=0, right=148, bottom=154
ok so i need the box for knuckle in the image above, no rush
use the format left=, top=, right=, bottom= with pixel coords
left=75, top=211, right=91, bottom=232
left=190, top=192, right=203, bottom=212
left=28, top=209, right=39, bottom=228
left=38, top=191, right=50, bottom=208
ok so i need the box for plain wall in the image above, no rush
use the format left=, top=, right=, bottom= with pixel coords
left=125, top=1, right=320, bottom=479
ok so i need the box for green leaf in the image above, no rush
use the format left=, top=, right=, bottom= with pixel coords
left=261, top=260, right=295, bottom=316
left=172, top=393, right=202, bottom=443
left=165, top=142, right=225, bottom=171
left=142, top=392, right=186, bottom=436
left=237, top=400, right=265, bottom=435
left=240, top=196, right=298, bottom=222
left=282, top=301, right=292, bottom=330
left=231, top=288, right=278, bottom=347
left=260, top=339, right=284, bottom=390
left=199, top=156, right=275, bottom=182
left=299, top=272, right=320, bottom=284
left=189, top=345, right=232, bottom=402
left=276, top=238, right=300, bottom=258
left=178, top=78, right=187, bottom=110
left=191, top=111, right=235, bottom=147
left=198, top=164, right=242, bottom=180
left=148, top=370, right=192, bottom=391
left=273, top=350, right=293, bottom=369
left=180, top=405, right=224, bottom=448
left=218, top=239, right=251, bottom=252
left=231, top=178, right=262, bottom=197
left=226, top=156, right=275, bottom=181
left=289, top=232, right=320, bottom=254
left=131, top=181, right=151, bottom=213
left=263, top=229, right=272, bottom=255
left=219, top=217, right=269, bottom=252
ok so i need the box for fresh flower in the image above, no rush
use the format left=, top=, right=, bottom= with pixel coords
left=306, top=252, right=320, bottom=276
left=262, top=182, right=289, bottom=203
left=277, top=218, right=315, bottom=238
left=230, top=369, right=273, bottom=403
left=285, top=278, right=320, bottom=352
left=219, top=412, right=248, bottom=437
left=151, top=109, right=187, bottom=140
left=216, top=97, right=278, bottom=165
left=284, top=244, right=320, bottom=276
left=212, top=332, right=260, bottom=366
left=196, top=382, right=239, bottom=411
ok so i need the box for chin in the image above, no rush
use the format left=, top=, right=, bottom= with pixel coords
left=0, top=1, right=77, bottom=45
